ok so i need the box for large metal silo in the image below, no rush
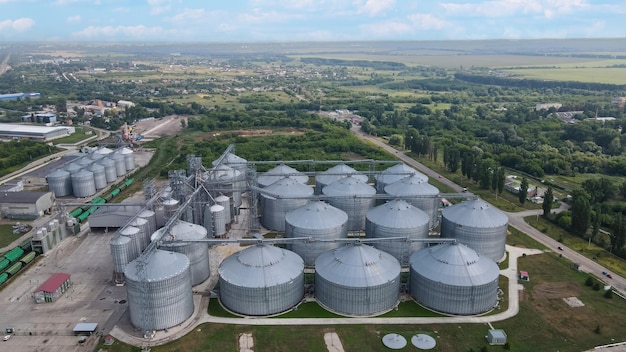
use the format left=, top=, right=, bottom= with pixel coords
left=125, top=250, right=194, bottom=331
left=384, top=174, right=440, bottom=229
left=159, top=220, right=210, bottom=286
left=95, top=147, right=114, bottom=155
left=218, top=244, right=304, bottom=316
left=285, top=201, right=348, bottom=266
left=215, top=194, right=232, bottom=223
left=409, top=242, right=500, bottom=315
left=71, top=169, right=96, bottom=197
left=163, top=198, right=180, bottom=221
left=440, top=198, right=508, bottom=262
left=257, top=163, right=309, bottom=188
left=119, top=147, right=136, bottom=171
left=129, top=217, right=150, bottom=251
left=212, top=152, right=247, bottom=175
left=137, top=209, right=157, bottom=236
left=87, top=163, right=107, bottom=190
left=210, top=204, right=227, bottom=236
left=110, top=235, right=138, bottom=284
left=110, top=153, right=127, bottom=177
left=98, top=157, right=118, bottom=183
left=315, top=163, right=368, bottom=194
left=315, top=243, right=401, bottom=316
left=322, top=175, right=376, bottom=231
left=89, top=152, right=105, bottom=161
left=375, top=163, right=427, bottom=193
left=261, top=177, right=313, bottom=231
left=64, top=162, right=82, bottom=174
left=76, top=157, right=93, bottom=168
left=205, top=164, right=244, bottom=209
left=120, top=225, right=142, bottom=257
left=365, top=199, right=430, bottom=265
left=47, top=169, right=72, bottom=197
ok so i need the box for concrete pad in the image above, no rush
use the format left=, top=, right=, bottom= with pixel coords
left=563, top=297, right=584, bottom=307
left=324, top=332, right=345, bottom=352
left=239, top=333, right=253, bottom=352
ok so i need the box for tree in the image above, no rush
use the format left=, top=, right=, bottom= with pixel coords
left=518, top=177, right=529, bottom=204
left=591, top=204, right=601, bottom=241
left=497, top=168, right=505, bottom=195
left=543, top=187, right=554, bottom=217
left=571, top=193, right=591, bottom=236
left=611, top=212, right=626, bottom=254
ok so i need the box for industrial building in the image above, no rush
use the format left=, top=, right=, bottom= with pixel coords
left=0, top=92, right=40, bottom=101
left=0, top=191, right=55, bottom=219
left=32, top=272, right=72, bottom=303
left=0, top=123, right=74, bottom=141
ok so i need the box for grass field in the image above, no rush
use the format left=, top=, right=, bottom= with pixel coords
left=0, top=224, right=29, bottom=250
left=51, top=127, right=93, bottom=145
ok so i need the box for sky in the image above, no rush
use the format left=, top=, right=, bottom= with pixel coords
left=0, top=0, right=624, bottom=42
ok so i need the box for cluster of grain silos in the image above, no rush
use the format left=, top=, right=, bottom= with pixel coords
left=375, top=163, right=427, bottom=193
left=47, top=147, right=136, bottom=198
left=261, top=177, right=313, bottom=231
left=257, top=163, right=308, bottom=188
left=158, top=220, right=210, bottom=286
left=314, top=163, right=367, bottom=194
left=384, top=173, right=440, bottom=229
left=440, top=198, right=508, bottom=262
left=322, top=175, right=376, bottom=231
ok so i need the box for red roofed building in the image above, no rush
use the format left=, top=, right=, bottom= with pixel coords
left=32, top=273, right=71, bottom=303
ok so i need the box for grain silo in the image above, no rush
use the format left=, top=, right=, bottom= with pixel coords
left=213, top=152, right=247, bottom=174
left=375, top=163, right=427, bottom=193
left=257, top=163, right=308, bottom=188
left=137, top=209, right=157, bottom=236
left=315, top=243, right=401, bottom=316
left=87, top=163, right=107, bottom=190
left=71, top=169, right=96, bottom=198
left=218, top=244, right=304, bottom=316
left=215, top=194, right=232, bottom=223
left=261, top=177, right=313, bottom=231
left=365, top=199, right=430, bottom=265
left=110, top=153, right=127, bottom=177
left=98, top=157, right=118, bottom=183
left=314, top=163, right=368, bottom=194
left=110, top=235, right=138, bottom=284
left=76, top=157, right=93, bottom=168
left=47, top=169, right=72, bottom=197
left=284, top=201, right=348, bottom=266
left=163, top=198, right=180, bottom=221
left=159, top=220, right=210, bottom=286
left=322, top=175, right=376, bottom=231
left=95, top=147, right=114, bottom=155
left=384, top=174, right=440, bottom=229
left=129, top=217, right=151, bottom=250
left=64, top=162, right=82, bottom=175
left=119, top=147, right=136, bottom=171
left=206, top=164, right=244, bottom=210
left=89, top=152, right=105, bottom=161
left=120, top=226, right=142, bottom=257
left=409, top=242, right=500, bottom=315
left=440, top=198, right=508, bottom=262
left=210, top=204, right=227, bottom=237
left=125, top=250, right=194, bottom=331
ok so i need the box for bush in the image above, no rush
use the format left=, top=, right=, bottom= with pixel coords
left=585, top=277, right=594, bottom=286
left=594, top=324, right=601, bottom=334
left=504, top=342, right=511, bottom=350
left=593, top=282, right=601, bottom=291
left=604, top=289, right=613, bottom=299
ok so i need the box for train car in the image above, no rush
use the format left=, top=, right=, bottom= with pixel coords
left=118, top=183, right=127, bottom=191
left=0, top=272, right=8, bottom=285
left=91, top=197, right=105, bottom=205
left=20, top=252, right=36, bottom=265
left=0, top=258, right=10, bottom=272
left=77, top=211, right=90, bottom=223
left=70, top=208, right=83, bottom=218
left=4, top=247, right=24, bottom=263
left=103, top=193, right=113, bottom=202
left=5, top=262, right=23, bottom=276
left=124, top=178, right=134, bottom=187
left=20, top=239, right=32, bottom=252
left=111, top=188, right=121, bottom=197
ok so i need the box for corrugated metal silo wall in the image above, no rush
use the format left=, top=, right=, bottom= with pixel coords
left=160, top=242, right=210, bottom=286
left=327, top=197, right=375, bottom=231
left=261, top=197, right=309, bottom=231
left=365, top=221, right=428, bottom=265
left=110, top=236, right=134, bottom=273
left=219, top=272, right=304, bottom=316
left=441, top=218, right=507, bottom=262
left=285, top=222, right=347, bottom=266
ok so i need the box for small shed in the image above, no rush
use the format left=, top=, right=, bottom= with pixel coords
left=519, top=271, right=529, bottom=281
left=486, top=329, right=507, bottom=345
left=73, top=322, right=98, bottom=336
left=32, top=273, right=71, bottom=303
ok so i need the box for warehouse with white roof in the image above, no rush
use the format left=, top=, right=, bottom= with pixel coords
left=0, top=123, right=75, bottom=141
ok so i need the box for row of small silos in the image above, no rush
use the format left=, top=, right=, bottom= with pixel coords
left=47, top=147, right=136, bottom=198
left=110, top=209, right=157, bottom=284
left=216, top=241, right=499, bottom=318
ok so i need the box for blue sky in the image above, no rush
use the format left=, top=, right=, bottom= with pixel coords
left=0, top=0, right=624, bottom=42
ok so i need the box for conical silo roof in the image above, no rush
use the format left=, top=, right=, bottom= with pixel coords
left=119, top=147, right=133, bottom=154
left=384, top=174, right=439, bottom=197
left=315, top=243, right=400, bottom=287
left=95, top=147, right=114, bottom=155
left=219, top=244, right=304, bottom=288
left=285, top=201, right=348, bottom=230
left=366, top=199, right=429, bottom=229
left=409, top=242, right=499, bottom=286
left=264, top=177, right=313, bottom=198
left=125, top=250, right=190, bottom=282
left=257, top=163, right=308, bottom=187
left=442, top=198, right=508, bottom=228
left=376, top=163, right=427, bottom=187
left=163, top=220, right=207, bottom=241
left=316, top=163, right=367, bottom=188
left=322, top=175, right=376, bottom=197
left=209, top=164, right=241, bottom=182
left=212, top=152, right=247, bottom=167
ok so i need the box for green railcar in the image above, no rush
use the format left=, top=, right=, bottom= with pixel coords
left=20, top=239, right=33, bottom=251
left=70, top=208, right=83, bottom=218
left=77, top=211, right=90, bottom=223
left=20, top=251, right=36, bottom=265
left=87, top=206, right=99, bottom=214
left=5, top=262, right=23, bottom=276
left=4, top=247, right=24, bottom=263
left=118, top=183, right=127, bottom=191
left=0, top=258, right=10, bottom=271
left=103, top=193, right=113, bottom=202
left=0, top=272, right=8, bottom=285
left=91, top=197, right=105, bottom=204
left=111, top=188, right=121, bottom=197
left=124, top=178, right=134, bottom=187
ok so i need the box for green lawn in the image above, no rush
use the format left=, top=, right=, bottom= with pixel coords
left=52, top=127, right=93, bottom=144
left=0, top=224, right=30, bottom=250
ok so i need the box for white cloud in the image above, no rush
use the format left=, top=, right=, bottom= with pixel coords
left=66, top=15, right=81, bottom=23
left=238, top=9, right=296, bottom=23
left=0, top=18, right=35, bottom=31
left=407, top=13, right=447, bottom=29
left=357, top=0, right=396, bottom=16
left=440, top=0, right=588, bottom=18
left=168, top=8, right=209, bottom=23
left=73, top=25, right=164, bottom=39
left=360, top=20, right=413, bottom=36
left=147, top=0, right=172, bottom=15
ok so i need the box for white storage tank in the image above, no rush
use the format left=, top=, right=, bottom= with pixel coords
left=119, top=147, right=136, bottom=171
left=375, top=163, right=427, bottom=193
left=163, top=198, right=180, bottom=221
left=440, top=198, right=509, bottom=262
left=159, top=220, right=210, bottom=286
left=322, top=175, right=376, bottom=231
left=71, top=169, right=96, bottom=197
left=120, top=226, right=142, bottom=257
left=210, top=204, right=227, bottom=237
left=98, top=158, right=118, bottom=183
left=111, top=153, right=127, bottom=177
left=206, top=164, right=245, bottom=209
left=64, top=162, right=82, bottom=174
left=285, top=201, right=349, bottom=266
left=110, top=235, right=138, bottom=279
left=47, top=169, right=72, bottom=197
left=218, top=244, right=304, bottom=316
left=257, top=163, right=308, bottom=188
left=87, top=163, right=108, bottom=190
left=129, top=217, right=151, bottom=250
left=315, top=163, right=368, bottom=194
left=125, top=250, right=194, bottom=331
left=365, top=199, right=430, bottom=265
left=261, top=177, right=313, bottom=231
left=409, top=242, right=500, bottom=315
left=315, top=243, right=401, bottom=316
left=137, top=209, right=157, bottom=236
left=384, top=174, right=440, bottom=229
left=215, top=194, right=232, bottom=223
